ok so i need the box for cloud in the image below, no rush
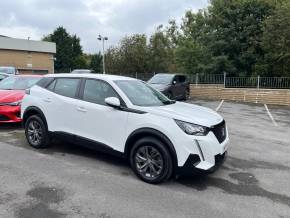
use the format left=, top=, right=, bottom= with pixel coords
left=0, top=0, right=208, bottom=53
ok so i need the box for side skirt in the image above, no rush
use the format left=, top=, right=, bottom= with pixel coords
left=52, top=131, right=125, bottom=158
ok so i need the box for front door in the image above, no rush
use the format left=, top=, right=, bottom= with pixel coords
left=76, top=79, right=129, bottom=152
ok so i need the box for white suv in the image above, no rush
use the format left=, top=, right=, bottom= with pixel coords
left=21, top=74, right=229, bottom=184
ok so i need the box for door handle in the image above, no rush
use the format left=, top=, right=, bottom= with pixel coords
left=77, top=107, right=87, bottom=112
left=43, top=98, right=51, bottom=103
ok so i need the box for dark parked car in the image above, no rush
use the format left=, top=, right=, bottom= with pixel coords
left=148, top=73, right=190, bottom=100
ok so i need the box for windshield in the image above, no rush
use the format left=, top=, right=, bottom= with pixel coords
left=148, top=74, right=174, bottom=84
left=0, top=76, right=41, bottom=90
left=0, top=67, right=16, bottom=74
left=115, top=80, right=175, bottom=107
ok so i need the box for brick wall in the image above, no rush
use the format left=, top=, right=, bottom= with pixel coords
left=0, top=49, right=54, bottom=74
left=190, top=84, right=290, bottom=106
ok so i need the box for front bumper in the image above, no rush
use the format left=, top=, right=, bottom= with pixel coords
left=173, top=122, right=229, bottom=175
left=177, top=152, right=227, bottom=175
left=0, top=105, right=22, bottom=123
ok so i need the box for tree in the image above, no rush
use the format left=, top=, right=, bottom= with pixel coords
left=43, top=27, right=86, bottom=72
left=147, top=26, right=172, bottom=73
left=206, top=0, right=275, bottom=76
left=175, top=10, right=211, bottom=74
left=90, top=52, right=103, bottom=73
left=257, top=1, right=290, bottom=76
left=105, top=47, right=123, bottom=74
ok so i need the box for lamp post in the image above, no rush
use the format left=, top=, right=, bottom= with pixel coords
left=98, top=35, right=108, bottom=74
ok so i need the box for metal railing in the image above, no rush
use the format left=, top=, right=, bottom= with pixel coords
left=114, top=72, right=290, bottom=89
left=55, top=70, right=290, bottom=89
left=188, top=74, right=225, bottom=85
left=189, top=74, right=290, bottom=89
left=111, top=72, right=155, bottom=81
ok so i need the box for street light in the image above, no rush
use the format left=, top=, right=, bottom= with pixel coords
left=98, top=35, right=108, bottom=74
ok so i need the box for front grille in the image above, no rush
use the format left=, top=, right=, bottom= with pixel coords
left=211, top=120, right=227, bottom=143
left=0, top=115, right=10, bottom=121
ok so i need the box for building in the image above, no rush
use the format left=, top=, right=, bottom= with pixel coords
left=0, top=36, right=56, bottom=74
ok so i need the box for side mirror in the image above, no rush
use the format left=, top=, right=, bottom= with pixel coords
left=105, top=97, right=121, bottom=108
left=172, top=80, right=177, bottom=85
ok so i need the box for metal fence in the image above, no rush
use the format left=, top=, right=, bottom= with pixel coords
left=68, top=71, right=290, bottom=89
left=188, top=74, right=290, bottom=89
left=111, top=72, right=155, bottom=81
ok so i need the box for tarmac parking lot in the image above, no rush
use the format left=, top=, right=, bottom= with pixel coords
left=0, top=99, right=290, bottom=218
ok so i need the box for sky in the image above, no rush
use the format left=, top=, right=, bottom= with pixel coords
left=0, top=0, right=208, bottom=53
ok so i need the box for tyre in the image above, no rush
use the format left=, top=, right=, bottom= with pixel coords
left=25, top=115, right=50, bottom=148
left=130, top=137, right=173, bottom=184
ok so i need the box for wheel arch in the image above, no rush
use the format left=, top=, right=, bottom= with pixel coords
left=23, top=106, right=48, bottom=128
left=124, top=127, right=178, bottom=172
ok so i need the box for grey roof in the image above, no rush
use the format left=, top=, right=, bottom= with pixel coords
left=0, top=37, right=56, bottom=54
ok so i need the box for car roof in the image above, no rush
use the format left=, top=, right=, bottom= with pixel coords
left=44, top=73, right=136, bottom=81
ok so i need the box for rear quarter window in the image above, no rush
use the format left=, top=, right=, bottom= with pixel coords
left=36, top=77, right=54, bottom=88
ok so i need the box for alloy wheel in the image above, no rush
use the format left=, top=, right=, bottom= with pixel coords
left=27, top=120, right=43, bottom=145
left=135, top=146, right=164, bottom=179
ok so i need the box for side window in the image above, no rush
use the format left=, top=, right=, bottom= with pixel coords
left=175, top=75, right=185, bottom=84
left=179, top=76, right=186, bottom=83
left=54, top=78, right=80, bottom=98
left=47, top=79, right=56, bottom=91
left=83, top=79, right=119, bottom=105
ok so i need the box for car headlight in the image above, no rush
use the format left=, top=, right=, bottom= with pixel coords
left=175, top=120, right=209, bottom=136
left=6, top=101, right=22, bottom=106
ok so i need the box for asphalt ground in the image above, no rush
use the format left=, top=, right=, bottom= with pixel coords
left=0, top=99, right=289, bottom=218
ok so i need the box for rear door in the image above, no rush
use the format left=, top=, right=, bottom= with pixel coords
left=42, top=77, right=82, bottom=134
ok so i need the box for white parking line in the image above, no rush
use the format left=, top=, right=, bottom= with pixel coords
left=264, top=104, right=278, bottom=127
left=216, top=100, right=224, bottom=112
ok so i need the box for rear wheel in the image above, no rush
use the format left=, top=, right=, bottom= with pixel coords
left=25, top=115, right=50, bottom=148
left=130, top=137, right=173, bottom=184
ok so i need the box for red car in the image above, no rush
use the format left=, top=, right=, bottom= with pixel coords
left=0, top=75, right=42, bottom=123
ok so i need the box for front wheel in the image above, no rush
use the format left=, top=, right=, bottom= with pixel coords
left=25, top=115, right=50, bottom=148
left=130, top=137, right=173, bottom=184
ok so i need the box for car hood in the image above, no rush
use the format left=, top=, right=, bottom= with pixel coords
left=141, top=101, right=223, bottom=127
left=0, top=90, right=25, bottom=103
left=148, top=83, right=169, bottom=91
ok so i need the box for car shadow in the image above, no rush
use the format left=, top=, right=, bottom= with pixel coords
left=47, top=139, right=128, bottom=167
left=0, top=123, right=22, bottom=131
left=0, top=125, right=128, bottom=170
